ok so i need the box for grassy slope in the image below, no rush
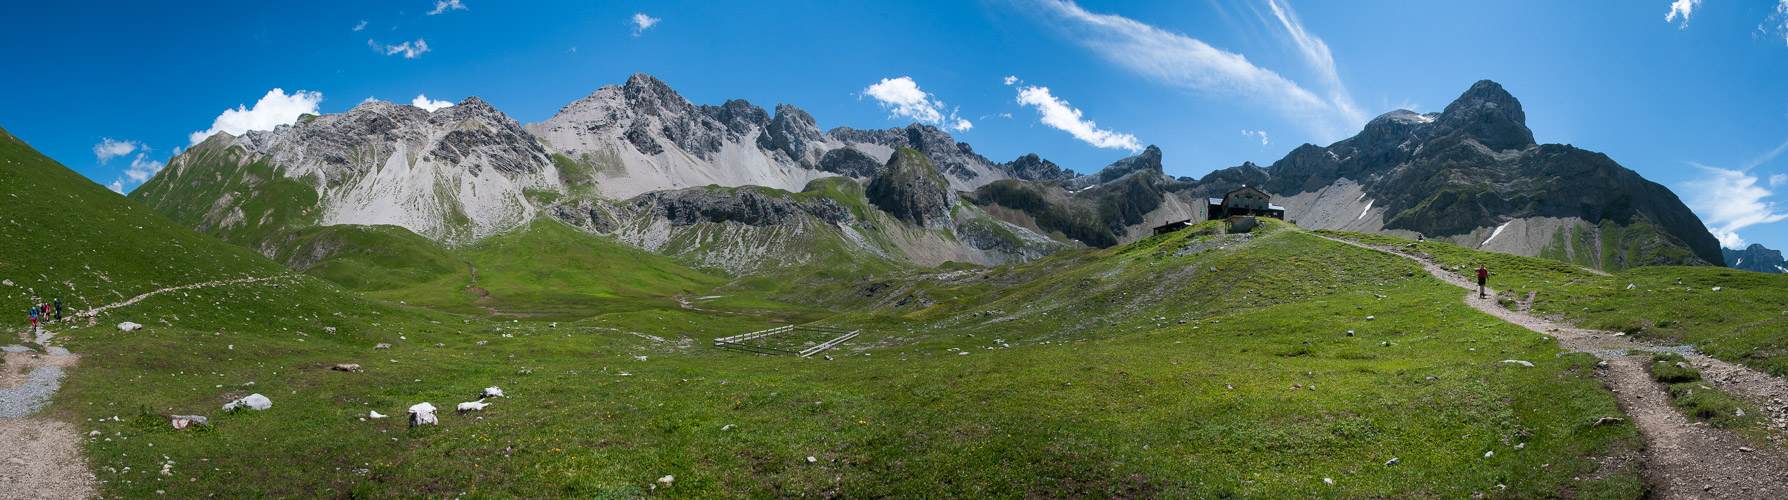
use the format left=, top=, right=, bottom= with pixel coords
left=1322, top=230, right=1788, bottom=376
left=32, top=210, right=1643, bottom=497
left=0, top=126, right=292, bottom=313
left=375, top=219, right=728, bottom=321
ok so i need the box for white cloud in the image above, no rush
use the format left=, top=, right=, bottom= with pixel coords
left=1030, top=0, right=1364, bottom=142
left=412, top=94, right=454, bottom=112
left=107, top=179, right=123, bottom=194
left=362, top=96, right=380, bottom=104
left=1772, top=173, right=1787, bottom=187
left=369, top=38, right=431, bottom=58
left=1683, top=164, right=1788, bottom=248
left=862, top=77, right=973, bottom=132
left=427, top=0, right=466, bottom=16
left=1003, top=75, right=1018, bottom=85
left=352, top=20, right=367, bottom=31
left=188, top=88, right=324, bottom=145
left=124, top=153, right=164, bottom=183
left=93, top=138, right=139, bottom=164
left=1241, top=129, right=1269, bottom=146
left=1015, top=85, right=1140, bottom=152
left=1771, top=1, right=1788, bottom=46
left=631, top=13, right=661, bottom=36
left=1666, top=0, right=1702, bottom=28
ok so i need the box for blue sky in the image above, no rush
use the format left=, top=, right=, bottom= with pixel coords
left=4, top=0, right=1787, bottom=252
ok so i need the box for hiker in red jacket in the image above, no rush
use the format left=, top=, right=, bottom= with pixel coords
left=1476, top=264, right=1490, bottom=299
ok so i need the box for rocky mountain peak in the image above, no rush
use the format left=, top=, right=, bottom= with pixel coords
left=866, top=147, right=953, bottom=227
left=1437, top=79, right=1534, bottom=151
left=621, top=73, right=693, bottom=118
left=758, top=103, right=827, bottom=165
left=1073, top=145, right=1163, bottom=189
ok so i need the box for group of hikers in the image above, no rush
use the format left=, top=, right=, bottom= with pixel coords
left=24, top=299, right=62, bottom=333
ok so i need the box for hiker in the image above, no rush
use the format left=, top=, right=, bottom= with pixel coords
left=1476, top=264, right=1490, bottom=299
left=53, top=298, right=61, bottom=322
left=27, top=304, right=38, bottom=333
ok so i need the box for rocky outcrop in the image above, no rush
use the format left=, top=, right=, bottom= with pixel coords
left=866, top=148, right=953, bottom=227
left=1002, top=153, right=1076, bottom=182
left=1070, top=145, right=1163, bottom=190
left=816, top=147, right=881, bottom=178
left=1724, top=244, right=1787, bottom=273
left=757, top=103, right=826, bottom=166
left=630, top=187, right=853, bottom=227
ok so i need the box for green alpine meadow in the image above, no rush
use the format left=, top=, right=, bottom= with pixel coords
left=7, top=2, right=1788, bottom=498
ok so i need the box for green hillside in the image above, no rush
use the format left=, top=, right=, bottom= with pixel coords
left=0, top=126, right=294, bottom=315
left=34, top=214, right=1645, bottom=497
left=1324, top=230, right=1788, bottom=376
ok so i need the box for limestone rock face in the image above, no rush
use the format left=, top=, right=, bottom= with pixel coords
left=866, top=148, right=953, bottom=227
left=816, top=147, right=882, bottom=178
left=630, top=187, right=853, bottom=227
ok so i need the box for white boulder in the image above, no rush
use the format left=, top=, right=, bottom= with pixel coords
left=369, top=410, right=387, bottom=419
left=457, top=400, right=491, bottom=412
left=408, top=403, right=438, bottom=427
left=117, top=322, right=143, bottom=332
left=481, top=386, right=505, bottom=399
left=222, top=394, right=272, bottom=412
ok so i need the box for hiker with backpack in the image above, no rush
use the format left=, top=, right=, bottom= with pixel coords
left=53, top=298, right=62, bottom=322
left=27, top=304, right=38, bottom=333
left=1476, top=264, right=1490, bottom=299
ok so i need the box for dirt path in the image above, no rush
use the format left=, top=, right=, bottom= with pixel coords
left=1, top=274, right=290, bottom=499
left=1, top=328, right=93, bottom=499
left=1315, top=233, right=1788, bottom=498
left=77, top=274, right=290, bottom=318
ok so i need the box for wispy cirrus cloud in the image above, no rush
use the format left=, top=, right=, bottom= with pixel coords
left=427, top=0, right=466, bottom=16
left=369, top=38, right=430, bottom=58
left=352, top=20, right=367, bottom=31
left=862, top=77, right=972, bottom=132
left=1683, top=164, right=1788, bottom=248
left=1014, top=84, right=1140, bottom=152
left=93, top=138, right=139, bottom=164
left=1027, top=0, right=1364, bottom=143
left=1666, top=0, right=1703, bottom=28
left=1241, top=129, right=1269, bottom=146
left=188, top=88, right=324, bottom=145
left=631, top=13, right=661, bottom=36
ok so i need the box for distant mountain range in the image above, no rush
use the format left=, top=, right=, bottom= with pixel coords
left=1724, top=244, right=1787, bottom=274
left=127, top=75, right=1723, bottom=285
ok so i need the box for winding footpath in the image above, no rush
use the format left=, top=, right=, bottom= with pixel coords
left=1317, top=233, right=1788, bottom=499
left=2, top=274, right=289, bottom=499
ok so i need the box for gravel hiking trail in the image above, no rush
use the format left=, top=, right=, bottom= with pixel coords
left=1316, top=233, right=1788, bottom=499
left=2, top=326, right=93, bottom=500
left=0, top=274, right=289, bottom=499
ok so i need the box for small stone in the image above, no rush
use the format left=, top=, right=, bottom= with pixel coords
left=721, top=424, right=736, bottom=431
left=1323, top=477, right=1334, bottom=485
left=1345, top=330, right=1354, bottom=336
left=1366, top=316, right=1375, bottom=321
left=1385, top=457, right=1399, bottom=466
left=806, top=456, right=817, bottom=463
left=1484, top=451, right=1494, bottom=458
left=657, top=474, right=674, bottom=486
left=1741, top=446, right=1755, bottom=453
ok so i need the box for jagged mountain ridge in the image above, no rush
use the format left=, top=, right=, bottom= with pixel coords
left=1724, top=244, right=1788, bottom=274
left=965, top=81, right=1721, bottom=271
left=1226, top=80, right=1722, bottom=269
left=132, top=74, right=1103, bottom=279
